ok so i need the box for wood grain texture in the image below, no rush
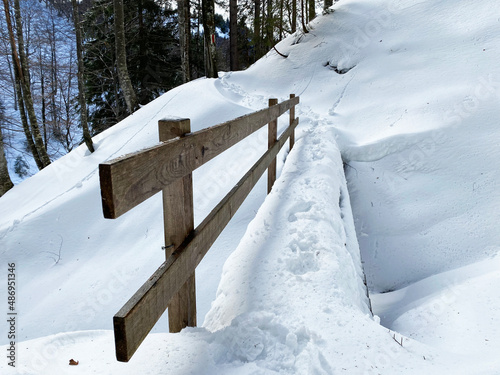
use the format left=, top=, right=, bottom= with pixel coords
left=158, top=119, right=197, bottom=334
left=158, top=118, right=191, bottom=141
left=113, top=116, right=299, bottom=362
left=159, top=119, right=193, bottom=256
left=99, top=96, right=299, bottom=218
left=167, top=273, right=196, bottom=333
left=268, top=98, right=278, bottom=194
left=289, top=94, right=296, bottom=150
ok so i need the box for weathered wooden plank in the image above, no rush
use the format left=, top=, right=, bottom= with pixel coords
left=167, top=273, right=196, bottom=333
left=113, top=116, right=300, bottom=362
left=100, top=96, right=299, bottom=219
left=268, top=99, right=278, bottom=194
left=159, top=119, right=194, bottom=257
left=158, top=119, right=197, bottom=334
left=289, top=94, right=296, bottom=150
left=162, top=174, right=194, bottom=256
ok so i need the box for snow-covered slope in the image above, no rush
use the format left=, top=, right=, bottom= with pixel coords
left=2, top=0, right=500, bottom=373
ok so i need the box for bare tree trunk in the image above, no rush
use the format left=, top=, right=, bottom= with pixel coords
left=195, top=0, right=202, bottom=78
left=308, top=0, right=315, bottom=22
left=300, top=0, right=308, bottom=33
left=0, top=125, right=14, bottom=197
left=49, top=16, right=59, bottom=137
left=262, top=1, right=266, bottom=41
left=72, top=0, right=95, bottom=152
left=14, top=0, right=51, bottom=168
left=324, top=0, right=332, bottom=12
left=13, top=60, right=43, bottom=169
left=4, top=0, right=51, bottom=169
left=113, top=0, right=138, bottom=114
left=178, top=0, right=191, bottom=82
left=229, top=0, right=238, bottom=71
left=279, top=0, right=283, bottom=40
left=292, top=0, right=297, bottom=32
left=41, top=75, right=48, bottom=150
left=254, top=0, right=261, bottom=60
left=201, top=0, right=217, bottom=78
left=6, top=53, right=17, bottom=111
left=265, top=0, right=273, bottom=49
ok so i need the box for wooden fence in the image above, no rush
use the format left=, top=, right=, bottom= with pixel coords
left=99, top=94, right=299, bottom=362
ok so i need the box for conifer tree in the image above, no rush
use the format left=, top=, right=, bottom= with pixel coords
left=83, top=0, right=180, bottom=133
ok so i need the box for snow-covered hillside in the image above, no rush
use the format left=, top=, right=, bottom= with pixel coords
left=2, top=0, right=500, bottom=373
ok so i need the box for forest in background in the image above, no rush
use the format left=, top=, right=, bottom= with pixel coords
left=0, top=0, right=333, bottom=196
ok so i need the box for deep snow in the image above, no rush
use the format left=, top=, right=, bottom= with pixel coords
left=2, top=0, right=500, bottom=373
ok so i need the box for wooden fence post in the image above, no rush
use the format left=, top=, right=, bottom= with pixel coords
left=268, top=98, right=278, bottom=194
left=158, top=118, right=196, bottom=333
left=289, top=94, right=296, bottom=150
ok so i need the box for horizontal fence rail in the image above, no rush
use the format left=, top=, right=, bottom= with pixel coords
left=100, top=96, right=299, bottom=219
left=99, top=95, right=299, bottom=362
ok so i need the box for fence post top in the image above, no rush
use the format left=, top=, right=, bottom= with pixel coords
left=158, top=117, right=190, bottom=123
left=158, top=118, right=191, bottom=142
